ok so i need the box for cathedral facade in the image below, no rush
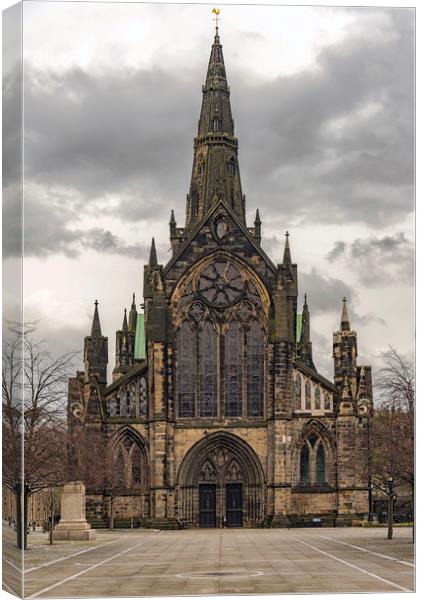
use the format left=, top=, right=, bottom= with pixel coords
left=68, top=27, right=373, bottom=528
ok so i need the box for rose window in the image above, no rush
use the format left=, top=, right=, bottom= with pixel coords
left=197, top=261, right=243, bottom=307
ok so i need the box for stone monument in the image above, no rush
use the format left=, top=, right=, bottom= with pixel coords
left=53, top=481, right=96, bottom=541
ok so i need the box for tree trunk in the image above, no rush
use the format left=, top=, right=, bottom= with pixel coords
left=411, top=484, right=414, bottom=544
left=387, top=493, right=394, bottom=540
left=23, top=488, right=28, bottom=551
left=110, top=496, right=114, bottom=530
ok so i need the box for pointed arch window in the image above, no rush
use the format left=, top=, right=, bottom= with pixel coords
left=305, top=380, right=312, bottom=410
left=139, top=377, right=147, bottom=417
left=199, top=321, right=217, bottom=417
left=315, top=387, right=321, bottom=410
left=177, top=321, right=197, bottom=417
left=115, top=451, right=126, bottom=491
left=247, top=321, right=265, bottom=417
left=295, top=374, right=302, bottom=409
left=109, top=397, right=116, bottom=417
left=131, top=445, right=143, bottom=487
left=119, top=390, right=127, bottom=417
left=300, top=445, right=310, bottom=484
left=298, top=434, right=329, bottom=487
left=324, top=393, right=331, bottom=411
left=129, top=384, right=136, bottom=417
left=212, top=117, right=221, bottom=131
left=224, top=322, right=243, bottom=416
left=316, top=444, right=326, bottom=483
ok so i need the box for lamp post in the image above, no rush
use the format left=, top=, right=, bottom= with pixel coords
left=387, top=477, right=394, bottom=540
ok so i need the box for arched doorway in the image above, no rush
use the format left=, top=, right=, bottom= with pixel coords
left=176, top=432, right=266, bottom=528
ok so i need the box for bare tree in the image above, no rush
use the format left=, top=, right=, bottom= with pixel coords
left=2, top=323, right=77, bottom=549
left=372, top=347, right=414, bottom=541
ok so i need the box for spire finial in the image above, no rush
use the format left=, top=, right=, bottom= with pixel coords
left=283, top=230, right=291, bottom=265
left=340, top=297, right=351, bottom=331
left=132, top=293, right=136, bottom=308
left=212, top=8, right=220, bottom=36
left=122, top=308, right=128, bottom=332
left=91, top=300, right=102, bottom=337
left=149, top=237, right=158, bottom=267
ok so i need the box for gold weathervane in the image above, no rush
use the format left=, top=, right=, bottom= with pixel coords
left=212, top=8, right=221, bottom=29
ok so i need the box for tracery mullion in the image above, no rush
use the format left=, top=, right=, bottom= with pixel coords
left=224, top=321, right=242, bottom=417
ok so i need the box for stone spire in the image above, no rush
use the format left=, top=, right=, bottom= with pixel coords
left=128, top=293, right=138, bottom=332
left=185, top=24, right=245, bottom=229
left=149, top=237, right=158, bottom=267
left=283, top=231, right=291, bottom=265
left=90, top=300, right=102, bottom=338
left=341, top=296, right=351, bottom=331
left=298, top=294, right=316, bottom=371
left=122, top=308, right=128, bottom=333
left=254, top=209, right=261, bottom=245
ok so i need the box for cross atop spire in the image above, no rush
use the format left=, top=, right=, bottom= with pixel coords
left=341, top=297, right=351, bottom=331
left=283, top=231, right=292, bottom=265
left=91, top=299, right=102, bottom=338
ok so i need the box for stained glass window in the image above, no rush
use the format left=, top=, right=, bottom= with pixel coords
left=139, top=377, right=147, bottom=417
left=199, top=321, right=217, bottom=417
left=131, top=446, right=142, bottom=486
left=305, top=381, right=312, bottom=410
left=315, top=387, right=321, bottom=410
left=129, top=384, right=136, bottom=417
left=119, top=390, right=127, bottom=416
left=197, top=261, right=243, bottom=307
left=295, top=375, right=302, bottom=409
left=300, top=445, right=310, bottom=484
left=247, top=321, right=264, bottom=417
left=324, top=393, right=331, bottom=411
left=316, top=444, right=326, bottom=483
left=224, top=322, right=243, bottom=416
left=177, top=321, right=196, bottom=417
left=109, top=397, right=116, bottom=417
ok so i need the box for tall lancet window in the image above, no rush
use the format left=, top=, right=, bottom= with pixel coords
left=224, top=321, right=243, bottom=416
left=177, top=321, right=196, bottom=417
left=199, top=321, right=217, bottom=417
left=212, top=117, right=221, bottom=131
left=295, top=374, right=302, bottom=409
left=246, top=321, right=265, bottom=417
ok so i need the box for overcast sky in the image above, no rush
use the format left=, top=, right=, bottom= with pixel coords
left=2, top=1, right=414, bottom=381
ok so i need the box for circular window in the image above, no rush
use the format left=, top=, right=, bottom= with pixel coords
left=197, top=260, right=243, bottom=307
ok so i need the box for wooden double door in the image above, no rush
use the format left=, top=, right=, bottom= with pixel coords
left=199, top=483, right=243, bottom=528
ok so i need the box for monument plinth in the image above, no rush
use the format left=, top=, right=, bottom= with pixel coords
left=53, top=481, right=96, bottom=541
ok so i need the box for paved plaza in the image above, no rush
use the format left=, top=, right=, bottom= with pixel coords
left=3, top=527, right=415, bottom=597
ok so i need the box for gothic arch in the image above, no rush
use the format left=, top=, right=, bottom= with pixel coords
left=176, top=431, right=266, bottom=526
left=293, top=420, right=335, bottom=487
left=109, top=426, right=149, bottom=492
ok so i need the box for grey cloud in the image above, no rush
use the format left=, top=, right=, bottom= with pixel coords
left=325, top=232, right=414, bottom=287
left=326, top=241, right=346, bottom=262
left=299, top=267, right=386, bottom=327
left=4, top=6, right=411, bottom=254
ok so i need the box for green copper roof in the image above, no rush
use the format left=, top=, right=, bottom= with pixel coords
left=134, top=313, right=146, bottom=360
left=296, top=313, right=302, bottom=345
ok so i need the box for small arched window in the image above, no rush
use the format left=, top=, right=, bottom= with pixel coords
left=140, top=377, right=147, bottom=417
left=316, top=444, right=326, bottom=483
left=109, top=397, right=116, bottom=417
left=129, top=384, right=136, bottom=417
left=300, top=445, right=310, bottom=484
left=197, top=159, right=203, bottom=176
left=119, top=389, right=128, bottom=416
left=305, top=381, right=312, bottom=410
left=324, top=393, right=331, bottom=411
left=227, top=158, right=236, bottom=175
left=315, top=387, right=321, bottom=410
left=295, top=375, right=302, bottom=409
left=212, top=117, right=221, bottom=131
